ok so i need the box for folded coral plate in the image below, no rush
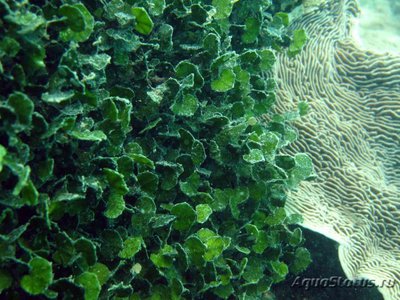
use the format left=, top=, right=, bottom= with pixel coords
left=268, top=0, right=400, bottom=299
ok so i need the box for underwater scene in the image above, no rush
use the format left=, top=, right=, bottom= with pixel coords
left=0, top=0, right=398, bottom=299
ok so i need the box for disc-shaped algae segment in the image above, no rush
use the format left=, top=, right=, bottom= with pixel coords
left=263, top=0, right=400, bottom=299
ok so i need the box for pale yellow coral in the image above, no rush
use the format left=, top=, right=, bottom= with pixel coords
left=264, top=0, right=400, bottom=299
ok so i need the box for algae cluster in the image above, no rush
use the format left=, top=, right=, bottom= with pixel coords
left=0, top=0, right=311, bottom=299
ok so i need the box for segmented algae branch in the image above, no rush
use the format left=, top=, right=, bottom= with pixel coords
left=0, top=0, right=310, bottom=299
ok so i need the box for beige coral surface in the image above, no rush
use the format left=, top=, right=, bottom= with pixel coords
left=268, top=0, right=400, bottom=299
left=353, top=0, right=400, bottom=54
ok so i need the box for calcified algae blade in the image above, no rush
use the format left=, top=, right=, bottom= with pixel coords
left=268, top=0, right=400, bottom=299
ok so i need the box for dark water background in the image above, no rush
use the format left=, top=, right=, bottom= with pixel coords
left=273, top=229, right=383, bottom=300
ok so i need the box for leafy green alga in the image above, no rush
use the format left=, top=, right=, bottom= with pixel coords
left=20, top=257, right=53, bottom=295
left=131, top=7, right=154, bottom=35
left=0, top=0, right=311, bottom=299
